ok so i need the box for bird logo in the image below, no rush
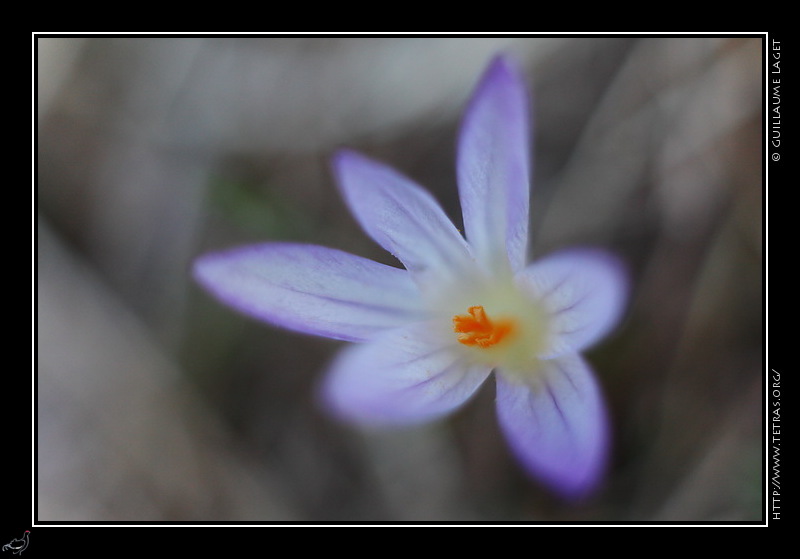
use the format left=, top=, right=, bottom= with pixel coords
left=2, top=531, right=29, bottom=555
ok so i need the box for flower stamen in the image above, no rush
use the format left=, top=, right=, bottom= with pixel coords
left=453, top=305, right=517, bottom=348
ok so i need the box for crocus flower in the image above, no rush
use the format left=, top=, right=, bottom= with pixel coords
left=194, top=56, right=628, bottom=498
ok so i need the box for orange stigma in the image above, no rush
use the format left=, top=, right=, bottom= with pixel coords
left=452, top=305, right=517, bottom=348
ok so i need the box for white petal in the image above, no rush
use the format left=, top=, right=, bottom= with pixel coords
left=321, top=322, right=491, bottom=425
left=194, top=243, right=422, bottom=342
left=333, top=149, right=474, bottom=288
left=517, top=248, right=628, bottom=355
left=496, top=354, right=609, bottom=498
left=457, top=55, right=531, bottom=273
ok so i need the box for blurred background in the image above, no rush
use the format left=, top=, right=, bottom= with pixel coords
left=36, top=36, right=763, bottom=522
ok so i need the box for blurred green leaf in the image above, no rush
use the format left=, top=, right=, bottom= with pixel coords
left=209, top=175, right=316, bottom=240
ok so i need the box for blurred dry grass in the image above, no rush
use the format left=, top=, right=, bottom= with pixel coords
left=36, top=36, right=763, bottom=522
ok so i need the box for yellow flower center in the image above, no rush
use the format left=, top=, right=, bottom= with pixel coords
left=441, top=280, right=551, bottom=374
left=453, top=305, right=518, bottom=348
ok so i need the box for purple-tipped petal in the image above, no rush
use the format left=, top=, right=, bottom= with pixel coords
left=321, top=322, right=491, bottom=425
left=333, top=149, right=474, bottom=287
left=496, top=355, right=609, bottom=498
left=194, top=243, right=422, bottom=342
left=458, top=55, right=531, bottom=273
left=517, top=248, right=628, bottom=355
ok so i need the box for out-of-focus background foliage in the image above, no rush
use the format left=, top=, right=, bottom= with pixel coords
left=37, top=36, right=763, bottom=522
